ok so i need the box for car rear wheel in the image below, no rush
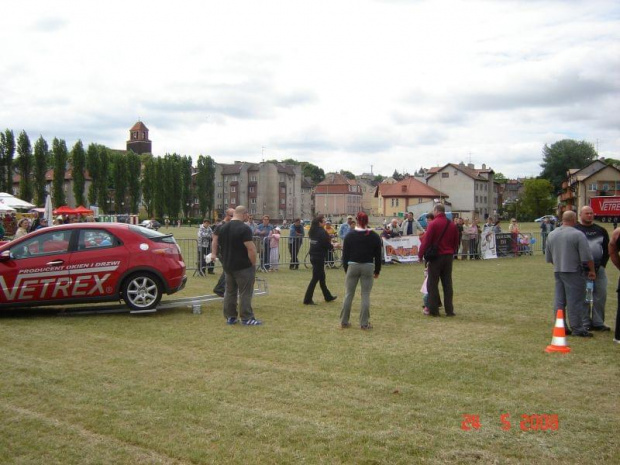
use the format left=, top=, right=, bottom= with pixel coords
left=122, top=273, right=162, bottom=311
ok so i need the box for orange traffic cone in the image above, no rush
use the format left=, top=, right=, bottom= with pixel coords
left=545, top=309, right=571, bottom=353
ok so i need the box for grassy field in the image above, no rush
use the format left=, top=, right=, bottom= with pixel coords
left=1, top=224, right=618, bottom=464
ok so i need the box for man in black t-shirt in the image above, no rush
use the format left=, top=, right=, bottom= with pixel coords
left=212, top=205, right=261, bottom=325
left=211, top=208, right=235, bottom=297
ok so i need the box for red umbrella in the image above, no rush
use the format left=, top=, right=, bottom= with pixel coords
left=73, top=205, right=94, bottom=215
left=54, top=205, right=77, bottom=214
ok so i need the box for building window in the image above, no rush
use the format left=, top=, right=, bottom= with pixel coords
left=231, top=186, right=236, bottom=193
left=217, top=181, right=222, bottom=187
left=442, top=173, right=449, bottom=178
left=475, top=195, right=479, bottom=203
left=250, top=175, right=257, bottom=182
left=231, top=198, right=236, bottom=205
left=602, top=183, right=610, bottom=191
left=249, top=186, right=255, bottom=193
left=588, top=183, right=597, bottom=191
left=250, top=198, right=256, bottom=204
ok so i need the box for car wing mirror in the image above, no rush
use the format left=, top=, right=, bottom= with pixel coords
left=0, top=250, right=12, bottom=262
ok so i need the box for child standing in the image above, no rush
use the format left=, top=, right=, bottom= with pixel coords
left=269, top=227, right=281, bottom=271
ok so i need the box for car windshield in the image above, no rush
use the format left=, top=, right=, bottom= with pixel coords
left=129, top=225, right=176, bottom=244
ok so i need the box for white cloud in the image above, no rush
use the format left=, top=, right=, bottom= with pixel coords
left=0, top=0, right=618, bottom=179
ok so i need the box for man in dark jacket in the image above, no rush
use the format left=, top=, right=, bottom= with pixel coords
left=575, top=206, right=610, bottom=331
left=418, top=204, right=460, bottom=317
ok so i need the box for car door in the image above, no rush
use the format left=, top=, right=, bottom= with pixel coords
left=66, top=228, right=128, bottom=299
left=0, top=229, right=73, bottom=306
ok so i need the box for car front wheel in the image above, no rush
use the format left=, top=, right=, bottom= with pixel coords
left=122, top=273, right=162, bottom=311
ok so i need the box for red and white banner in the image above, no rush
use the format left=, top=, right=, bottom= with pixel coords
left=382, top=236, right=421, bottom=263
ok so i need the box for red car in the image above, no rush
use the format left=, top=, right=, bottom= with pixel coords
left=0, top=223, right=186, bottom=311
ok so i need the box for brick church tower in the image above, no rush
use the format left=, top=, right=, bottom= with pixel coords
left=127, top=121, right=152, bottom=154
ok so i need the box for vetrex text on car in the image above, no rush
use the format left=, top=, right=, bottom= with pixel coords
left=0, top=223, right=186, bottom=312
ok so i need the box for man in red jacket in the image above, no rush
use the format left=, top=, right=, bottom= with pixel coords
left=418, top=204, right=460, bottom=317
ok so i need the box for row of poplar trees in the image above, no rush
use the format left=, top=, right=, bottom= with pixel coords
left=0, top=129, right=215, bottom=219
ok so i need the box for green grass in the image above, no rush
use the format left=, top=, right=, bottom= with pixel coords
left=1, top=226, right=619, bottom=464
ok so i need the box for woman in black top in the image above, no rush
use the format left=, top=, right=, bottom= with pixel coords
left=303, top=215, right=337, bottom=305
left=340, top=212, right=382, bottom=329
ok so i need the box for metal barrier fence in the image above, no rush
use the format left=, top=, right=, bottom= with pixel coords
left=177, top=231, right=549, bottom=272
left=176, top=237, right=341, bottom=272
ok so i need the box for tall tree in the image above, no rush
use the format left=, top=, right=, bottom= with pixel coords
left=126, top=151, right=142, bottom=214
left=33, top=136, right=50, bottom=206
left=0, top=129, right=16, bottom=192
left=71, top=140, right=86, bottom=207
left=112, top=152, right=127, bottom=214
left=162, top=154, right=182, bottom=218
left=540, top=139, right=598, bottom=194
left=51, top=138, right=68, bottom=207
left=521, top=178, right=556, bottom=219
left=196, top=155, right=215, bottom=218
left=153, top=157, right=166, bottom=217
left=141, top=155, right=156, bottom=217
left=180, top=155, right=193, bottom=218
left=86, top=143, right=100, bottom=207
left=339, top=170, right=355, bottom=180
left=97, top=147, right=110, bottom=212
left=16, top=130, right=33, bottom=202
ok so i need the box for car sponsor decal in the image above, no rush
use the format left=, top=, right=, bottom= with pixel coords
left=0, top=261, right=120, bottom=302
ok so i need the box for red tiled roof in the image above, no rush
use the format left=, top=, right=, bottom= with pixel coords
left=377, top=177, right=447, bottom=198
left=130, top=121, right=149, bottom=131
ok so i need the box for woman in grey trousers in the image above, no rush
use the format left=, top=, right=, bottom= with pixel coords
left=340, top=212, right=382, bottom=330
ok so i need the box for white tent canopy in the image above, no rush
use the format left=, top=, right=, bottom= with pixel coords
left=0, top=192, right=36, bottom=209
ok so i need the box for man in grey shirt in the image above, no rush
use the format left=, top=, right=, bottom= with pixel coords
left=546, top=211, right=596, bottom=337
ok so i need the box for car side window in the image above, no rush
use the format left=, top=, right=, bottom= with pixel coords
left=79, top=230, right=119, bottom=250
left=10, top=230, right=72, bottom=259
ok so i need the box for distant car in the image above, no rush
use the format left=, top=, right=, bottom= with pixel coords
left=0, top=223, right=186, bottom=311
left=417, top=211, right=453, bottom=228
left=534, top=215, right=557, bottom=223
left=140, top=219, right=161, bottom=230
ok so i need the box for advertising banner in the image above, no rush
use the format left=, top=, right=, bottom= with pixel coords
left=382, top=236, right=421, bottom=263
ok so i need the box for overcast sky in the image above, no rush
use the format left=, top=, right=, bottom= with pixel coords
left=2, top=0, right=618, bottom=179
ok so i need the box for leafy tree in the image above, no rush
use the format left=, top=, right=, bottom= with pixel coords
left=112, top=152, right=127, bottom=213
left=16, top=130, right=33, bottom=202
left=521, top=178, right=556, bottom=219
left=301, top=162, right=325, bottom=184
left=540, top=139, right=598, bottom=193
left=494, top=172, right=507, bottom=183
left=153, top=157, right=165, bottom=217
left=180, top=156, right=193, bottom=218
left=196, top=155, right=215, bottom=218
left=126, top=151, right=142, bottom=214
left=0, top=129, right=16, bottom=192
left=602, top=157, right=620, bottom=167
left=33, top=136, right=50, bottom=206
left=141, top=155, right=156, bottom=217
left=392, top=169, right=407, bottom=181
left=373, top=174, right=386, bottom=184
left=71, top=140, right=86, bottom=207
left=163, top=154, right=182, bottom=218
left=86, top=143, right=100, bottom=207
left=339, top=170, right=355, bottom=180
left=51, top=138, right=68, bottom=207
left=97, top=147, right=109, bottom=212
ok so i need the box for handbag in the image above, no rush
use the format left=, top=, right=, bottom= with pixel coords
left=423, top=220, right=450, bottom=262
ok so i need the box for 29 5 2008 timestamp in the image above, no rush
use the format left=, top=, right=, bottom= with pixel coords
left=461, top=413, right=559, bottom=431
